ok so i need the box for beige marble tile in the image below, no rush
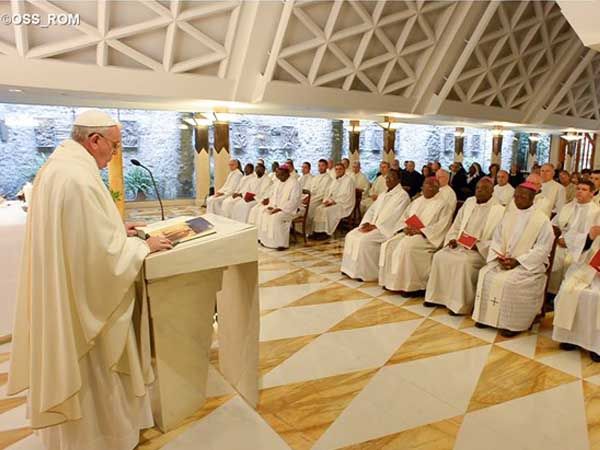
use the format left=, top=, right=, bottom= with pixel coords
left=259, top=335, right=319, bottom=375
left=534, top=334, right=563, bottom=359
left=290, top=283, right=372, bottom=307
left=468, top=346, right=576, bottom=412
left=582, top=352, right=600, bottom=379
left=260, top=269, right=329, bottom=287
left=584, top=381, right=600, bottom=449
left=330, top=299, right=422, bottom=332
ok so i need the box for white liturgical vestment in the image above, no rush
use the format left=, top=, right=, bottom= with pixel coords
left=425, top=197, right=505, bottom=314
left=206, top=169, right=243, bottom=215
left=341, top=184, right=410, bottom=281
left=299, top=173, right=313, bottom=191
left=493, top=183, right=515, bottom=206
left=8, top=140, right=153, bottom=450
left=350, top=171, right=370, bottom=193
left=313, top=173, right=355, bottom=235
left=361, top=174, right=386, bottom=213
left=230, top=175, right=271, bottom=223
left=472, top=206, right=553, bottom=331
left=305, top=172, right=332, bottom=234
left=542, top=179, right=566, bottom=214
left=221, top=173, right=257, bottom=218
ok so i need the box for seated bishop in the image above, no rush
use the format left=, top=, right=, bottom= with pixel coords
left=425, top=178, right=505, bottom=314
left=229, top=163, right=272, bottom=223
left=506, top=173, right=552, bottom=217
left=553, top=226, right=600, bottom=361
left=206, top=159, right=243, bottom=215
left=472, top=182, right=554, bottom=337
left=378, top=177, right=453, bottom=295
left=311, top=163, right=355, bottom=237
left=221, top=163, right=256, bottom=218
left=548, top=180, right=600, bottom=294
left=249, top=164, right=301, bottom=250
left=341, top=169, right=410, bottom=281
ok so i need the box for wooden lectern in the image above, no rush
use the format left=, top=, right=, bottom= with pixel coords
left=142, top=214, right=259, bottom=432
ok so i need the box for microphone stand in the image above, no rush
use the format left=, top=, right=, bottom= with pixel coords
left=131, top=159, right=165, bottom=221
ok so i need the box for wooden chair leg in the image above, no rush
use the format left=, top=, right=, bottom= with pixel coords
left=302, top=220, right=307, bottom=244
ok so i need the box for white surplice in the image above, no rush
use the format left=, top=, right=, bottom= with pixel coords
left=493, top=183, right=515, bottom=206
left=221, top=173, right=258, bottom=218
left=7, top=140, right=153, bottom=450
left=472, top=206, right=554, bottom=331
left=542, top=179, right=566, bottom=214
left=378, top=193, right=452, bottom=291
left=438, top=185, right=458, bottom=223
left=425, top=197, right=505, bottom=314
left=341, top=184, right=410, bottom=281
left=305, top=172, right=332, bottom=234
left=253, top=177, right=302, bottom=248
left=230, top=175, right=272, bottom=223
left=350, top=171, right=370, bottom=192
left=299, top=173, right=313, bottom=191
left=313, top=173, right=356, bottom=235
left=361, top=174, right=386, bottom=213
left=206, top=169, right=243, bottom=215
left=553, top=237, right=600, bottom=353
left=548, top=200, right=600, bottom=293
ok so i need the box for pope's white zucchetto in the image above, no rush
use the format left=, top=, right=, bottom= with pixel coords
left=73, top=109, right=119, bottom=127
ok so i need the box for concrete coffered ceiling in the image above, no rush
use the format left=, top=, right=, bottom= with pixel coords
left=0, top=0, right=598, bottom=132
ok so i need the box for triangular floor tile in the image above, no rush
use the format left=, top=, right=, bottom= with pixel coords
left=534, top=334, right=563, bottom=359
left=289, top=282, right=372, bottom=307
left=329, top=299, right=422, bottom=332
left=260, top=282, right=330, bottom=310
left=401, top=304, right=437, bottom=318
left=583, top=380, right=600, bottom=449
left=468, top=346, right=576, bottom=412
left=259, top=335, right=318, bottom=376
left=496, top=334, right=539, bottom=359
left=460, top=326, right=498, bottom=343
left=259, top=269, right=295, bottom=284
left=582, top=352, right=600, bottom=379
left=537, top=349, right=583, bottom=378
left=430, top=313, right=466, bottom=329
left=260, top=269, right=328, bottom=287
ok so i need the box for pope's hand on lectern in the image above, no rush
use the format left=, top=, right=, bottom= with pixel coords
left=146, top=235, right=173, bottom=252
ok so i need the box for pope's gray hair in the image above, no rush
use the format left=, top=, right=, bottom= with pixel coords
left=71, top=125, right=116, bottom=144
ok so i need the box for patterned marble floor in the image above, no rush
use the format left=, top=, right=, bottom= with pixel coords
left=2, top=230, right=600, bottom=449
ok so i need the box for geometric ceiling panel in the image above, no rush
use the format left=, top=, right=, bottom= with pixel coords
left=552, top=52, right=600, bottom=120
left=272, top=0, right=457, bottom=98
left=0, top=0, right=241, bottom=76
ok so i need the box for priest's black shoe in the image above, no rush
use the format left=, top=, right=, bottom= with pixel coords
left=448, top=310, right=459, bottom=316
left=500, top=329, right=520, bottom=338
left=474, top=322, right=489, bottom=329
left=423, top=301, right=436, bottom=308
left=559, top=343, right=578, bottom=351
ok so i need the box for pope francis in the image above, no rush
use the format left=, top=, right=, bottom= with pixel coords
left=7, top=110, right=172, bottom=450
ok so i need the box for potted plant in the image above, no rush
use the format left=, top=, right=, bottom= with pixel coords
left=125, top=167, right=153, bottom=201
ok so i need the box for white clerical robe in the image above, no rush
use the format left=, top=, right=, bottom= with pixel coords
left=313, top=174, right=355, bottom=235
left=472, top=207, right=554, bottom=331
left=206, top=170, right=243, bottom=215
left=328, top=168, right=336, bottom=179
left=230, top=175, right=271, bottom=223
left=350, top=171, right=370, bottom=193
left=493, top=183, right=515, bottom=206
left=553, top=237, right=600, bottom=353
left=221, top=173, right=257, bottom=218
left=299, top=173, right=313, bottom=191
left=361, top=174, right=386, bottom=213
left=548, top=201, right=600, bottom=293
left=8, top=140, right=153, bottom=450
left=378, top=194, right=452, bottom=291
left=507, top=193, right=552, bottom=218
left=542, top=179, right=566, bottom=214
left=305, top=172, right=332, bottom=234
left=425, top=197, right=505, bottom=314
left=341, top=184, right=410, bottom=281
left=594, top=192, right=600, bottom=206
left=253, top=177, right=302, bottom=248
left=438, top=185, right=458, bottom=223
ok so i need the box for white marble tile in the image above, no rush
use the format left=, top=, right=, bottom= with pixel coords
left=496, top=334, right=538, bottom=358
left=459, top=325, right=498, bottom=343
left=259, top=270, right=294, bottom=284
left=261, top=319, right=423, bottom=388
left=378, top=294, right=408, bottom=306
left=259, top=299, right=371, bottom=342
left=205, top=364, right=235, bottom=398
left=455, top=382, right=589, bottom=450
left=402, top=304, right=435, bottom=318
left=291, top=260, right=323, bottom=268
left=357, top=286, right=385, bottom=297
left=321, top=273, right=345, bottom=281
left=537, top=350, right=583, bottom=378
left=430, top=313, right=466, bottom=330
left=337, top=279, right=365, bottom=289
left=0, top=403, right=28, bottom=432
left=6, top=434, right=44, bottom=450
left=306, top=265, right=338, bottom=274
left=162, top=396, right=291, bottom=450
left=259, top=282, right=331, bottom=310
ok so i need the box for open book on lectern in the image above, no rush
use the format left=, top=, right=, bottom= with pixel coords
left=135, top=216, right=216, bottom=246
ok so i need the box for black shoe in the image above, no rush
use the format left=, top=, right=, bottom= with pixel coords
left=448, top=310, right=459, bottom=316
left=559, top=343, right=577, bottom=351
left=423, top=301, right=437, bottom=308
left=474, top=322, right=489, bottom=329
left=500, top=329, right=520, bottom=338
left=591, top=351, right=600, bottom=362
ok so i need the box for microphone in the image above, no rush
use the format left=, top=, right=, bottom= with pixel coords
left=130, top=159, right=165, bottom=221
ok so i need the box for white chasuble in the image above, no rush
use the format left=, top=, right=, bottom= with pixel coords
left=341, top=184, right=410, bottom=281
left=206, top=169, right=243, bottom=215
left=361, top=174, right=387, bottom=213
left=472, top=207, right=553, bottom=331
left=305, top=172, right=332, bottom=234
left=256, top=177, right=302, bottom=248
left=299, top=173, right=314, bottom=191
left=493, top=183, right=515, bottom=206
left=542, top=179, right=566, bottom=214
left=8, top=140, right=153, bottom=450
left=378, top=194, right=452, bottom=292
left=350, top=171, right=370, bottom=192
left=221, top=173, right=257, bottom=218
left=313, top=174, right=356, bottom=235
left=230, top=175, right=272, bottom=223
left=425, top=197, right=505, bottom=314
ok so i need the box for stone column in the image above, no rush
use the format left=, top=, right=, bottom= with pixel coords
left=527, top=136, right=538, bottom=171
left=454, top=127, right=464, bottom=163
left=213, top=121, right=230, bottom=192
left=491, top=134, right=503, bottom=166
left=383, top=128, right=396, bottom=164
left=331, top=120, right=343, bottom=162
left=194, top=126, right=210, bottom=206
left=108, top=140, right=125, bottom=218
left=348, top=120, right=360, bottom=164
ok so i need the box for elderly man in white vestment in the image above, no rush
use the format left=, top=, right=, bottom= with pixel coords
left=553, top=226, right=600, bottom=360
left=7, top=110, right=173, bottom=450
left=304, top=159, right=332, bottom=235
left=312, top=163, right=356, bottom=237
left=230, top=163, right=271, bottom=223
left=299, top=161, right=314, bottom=191
left=472, top=183, right=554, bottom=337
left=221, top=162, right=255, bottom=218
left=493, top=170, right=515, bottom=206
left=548, top=180, right=600, bottom=294
left=436, top=169, right=458, bottom=221
left=425, top=179, right=505, bottom=314
left=541, top=163, right=566, bottom=214
left=251, top=165, right=302, bottom=250
left=350, top=161, right=370, bottom=194
left=341, top=170, right=410, bottom=281
left=206, top=159, right=243, bottom=215
left=361, top=161, right=389, bottom=213
left=378, top=177, right=453, bottom=295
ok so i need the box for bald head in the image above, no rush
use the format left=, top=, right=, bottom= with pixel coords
left=436, top=169, right=449, bottom=187
left=540, top=163, right=555, bottom=183
left=475, top=177, right=494, bottom=204
left=497, top=170, right=509, bottom=186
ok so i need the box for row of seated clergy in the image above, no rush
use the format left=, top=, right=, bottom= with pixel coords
left=206, top=159, right=244, bottom=215
left=304, top=160, right=336, bottom=235
left=224, top=166, right=273, bottom=223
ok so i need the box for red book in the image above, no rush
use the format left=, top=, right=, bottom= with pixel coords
left=457, top=232, right=478, bottom=250
left=405, top=214, right=425, bottom=230
left=244, top=192, right=256, bottom=202
left=590, top=249, right=600, bottom=272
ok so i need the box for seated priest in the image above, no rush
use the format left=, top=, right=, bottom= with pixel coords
left=229, top=163, right=272, bottom=223
left=311, top=162, right=355, bottom=238
left=341, top=169, right=410, bottom=281
left=250, top=164, right=301, bottom=250
left=221, top=163, right=256, bottom=218
left=472, top=182, right=554, bottom=337
left=493, top=170, right=515, bottom=206
left=560, top=170, right=577, bottom=204
left=299, top=161, right=313, bottom=191
left=361, top=161, right=389, bottom=213
left=378, top=177, right=452, bottom=295
left=350, top=161, right=370, bottom=194
left=553, top=225, right=600, bottom=361
left=286, top=158, right=299, bottom=179
left=304, top=159, right=332, bottom=235
left=541, top=163, right=566, bottom=214
left=548, top=180, right=600, bottom=294
left=425, top=178, right=505, bottom=314
left=7, top=110, right=173, bottom=450
left=506, top=173, right=552, bottom=217
left=436, top=169, right=458, bottom=222
left=206, top=159, right=243, bottom=215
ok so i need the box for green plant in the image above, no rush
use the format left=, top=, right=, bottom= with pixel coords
left=110, top=189, right=122, bottom=202
left=124, top=167, right=153, bottom=200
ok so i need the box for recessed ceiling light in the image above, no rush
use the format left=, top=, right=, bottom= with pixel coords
left=8, top=89, right=23, bottom=93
